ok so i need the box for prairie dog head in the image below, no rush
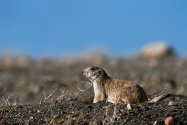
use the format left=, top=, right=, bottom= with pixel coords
left=83, top=66, right=108, bottom=82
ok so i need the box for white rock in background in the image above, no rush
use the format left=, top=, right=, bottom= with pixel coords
left=142, top=42, right=175, bottom=58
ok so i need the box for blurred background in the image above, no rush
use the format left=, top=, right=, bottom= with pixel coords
left=0, top=1, right=187, bottom=104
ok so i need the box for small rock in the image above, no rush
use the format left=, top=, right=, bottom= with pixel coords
left=164, top=117, right=174, bottom=125
left=37, top=110, right=40, bottom=113
left=168, top=101, right=177, bottom=106
left=127, top=104, right=132, bottom=110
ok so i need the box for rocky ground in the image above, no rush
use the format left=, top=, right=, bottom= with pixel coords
left=0, top=98, right=187, bottom=125
left=0, top=54, right=187, bottom=124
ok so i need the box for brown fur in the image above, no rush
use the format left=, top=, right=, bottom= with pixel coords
left=83, top=66, right=148, bottom=104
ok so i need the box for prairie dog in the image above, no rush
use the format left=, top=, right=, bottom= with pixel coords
left=83, top=66, right=148, bottom=104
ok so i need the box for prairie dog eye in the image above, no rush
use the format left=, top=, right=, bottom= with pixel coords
left=90, top=67, right=96, bottom=71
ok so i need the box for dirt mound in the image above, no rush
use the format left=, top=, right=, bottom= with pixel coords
left=0, top=98, right=186, bottom=125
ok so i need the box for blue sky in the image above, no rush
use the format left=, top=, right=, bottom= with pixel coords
left=0, top=0, right=187, bottom=57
